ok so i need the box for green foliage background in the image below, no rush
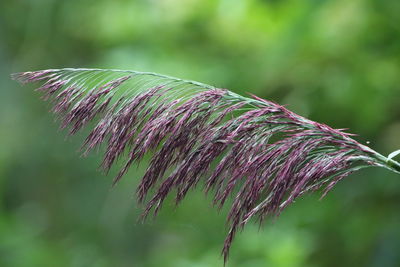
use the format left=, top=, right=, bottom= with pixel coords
left=1, top=0, right=400, bottom=266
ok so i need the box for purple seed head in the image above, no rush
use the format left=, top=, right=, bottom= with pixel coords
left=13, top=69, right=379, bottom=264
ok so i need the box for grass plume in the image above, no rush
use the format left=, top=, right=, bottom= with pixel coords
left=12, top=68, right=400, bottom=263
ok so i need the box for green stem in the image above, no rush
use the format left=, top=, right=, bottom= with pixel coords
left=387, top=158, right=400, bottom=173
left=368, top=148, right=400, bottom=174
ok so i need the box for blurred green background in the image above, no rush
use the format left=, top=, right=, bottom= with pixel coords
left=1, top=0, right=400, bottom=266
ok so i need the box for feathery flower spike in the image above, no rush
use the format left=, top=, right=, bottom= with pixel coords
left=12, top=68, right=400, bottom=263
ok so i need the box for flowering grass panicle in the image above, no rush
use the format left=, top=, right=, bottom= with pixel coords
left=12, top=68, right=400, bottom=263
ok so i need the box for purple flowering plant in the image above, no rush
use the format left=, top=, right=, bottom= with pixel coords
left=12, top=68, right=400, bottom=263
